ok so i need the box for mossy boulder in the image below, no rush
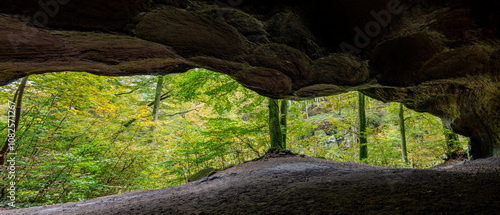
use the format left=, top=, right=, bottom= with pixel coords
left=188, top=168, right=218, bottom=182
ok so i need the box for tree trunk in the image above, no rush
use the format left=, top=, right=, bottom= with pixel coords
left=358, top=92, right=368, bottom=161
left=0, top=76, right=28, bottom=165
left=150, top=75, right=164, bottom=144
left=399, top=103, right=408, bottom=163
left=304, top=101, right=309, bottom=119
left=280, top=100, right=288, bottom=149
left=152, top=75, right=164, bottom=124
left=442, top=120, right=461, bottom=160
left=269, top=98, right=284, bottom=151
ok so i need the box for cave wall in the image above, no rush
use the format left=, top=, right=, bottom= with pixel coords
left=0, top=0, right=499, bottom=158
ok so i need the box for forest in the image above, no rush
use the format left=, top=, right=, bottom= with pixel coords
left=0, top=69, right=468, bottom=208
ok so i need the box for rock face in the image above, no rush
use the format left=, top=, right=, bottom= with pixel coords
left=0, top=0, right=499, bottom=158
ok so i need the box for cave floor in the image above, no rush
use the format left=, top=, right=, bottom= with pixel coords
left=3, top=154, right=500, bottom=215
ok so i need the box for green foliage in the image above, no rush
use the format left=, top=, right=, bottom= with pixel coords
left=0, top=69, right=468, bottom=208
left=0, top=72, right=155, bottom=206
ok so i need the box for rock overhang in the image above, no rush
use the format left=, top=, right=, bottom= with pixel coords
left=0, top=0, right=499, bottom=158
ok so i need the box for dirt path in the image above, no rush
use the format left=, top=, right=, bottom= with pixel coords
left=2, top=155, right=500, bottom=214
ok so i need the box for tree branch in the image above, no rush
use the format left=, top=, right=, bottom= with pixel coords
left=122, top=91, right=172, bottom=128
left=164, top=109, right=197, bottom=117
left=235, top=135, right=261, bottom=157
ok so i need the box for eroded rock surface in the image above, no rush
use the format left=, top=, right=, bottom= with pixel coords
left=4, top=155, right=500, bottom=214
left=0, top=0, right=499, bottom=158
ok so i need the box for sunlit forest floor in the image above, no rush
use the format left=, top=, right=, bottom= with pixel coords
left=4, top=154, right=499, bottom=215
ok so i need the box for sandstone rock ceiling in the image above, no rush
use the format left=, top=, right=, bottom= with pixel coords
left=0, top=0, right=499, bottom=158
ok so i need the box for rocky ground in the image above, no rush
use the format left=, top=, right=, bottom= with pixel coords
left=2, top=154, right=500, bottom=214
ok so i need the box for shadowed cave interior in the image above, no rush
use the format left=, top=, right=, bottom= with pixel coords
left=0, top=0, right=499, bottom=214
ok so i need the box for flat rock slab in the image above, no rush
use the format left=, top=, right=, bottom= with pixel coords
left=3, top=155, right=500, bottom=214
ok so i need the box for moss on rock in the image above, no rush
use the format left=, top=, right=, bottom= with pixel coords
left=188, top=167, right=218, bottom=182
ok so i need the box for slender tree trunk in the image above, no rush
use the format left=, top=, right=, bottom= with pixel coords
left=1, top=76, right=29, bottom=165
left=399, top=103, right=408, bottom=163
left=337, top=95, right=342, bottom=115
left=150, top=75, right=164, bottom=144
left=280, top=100, right=288, bottom=149
left=269, top=98, right=283, bottom=151
left=442, top=120, right=461, bottom=160
left=152, top=76, right=164, bottom=124
left=304, top=101, right=309, bottom=119
left=358, top=92, right=368, bottom=161
left=122, top=90, right=172, bottom=128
